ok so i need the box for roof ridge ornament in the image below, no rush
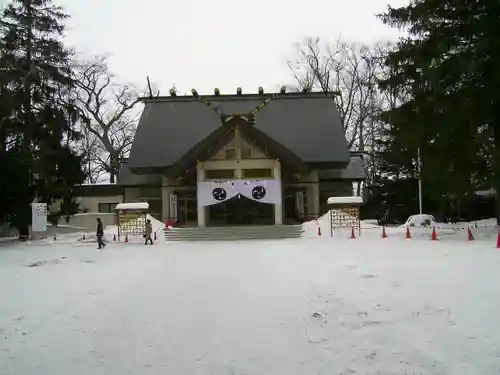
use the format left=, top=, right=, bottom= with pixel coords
left=202, top=99, right=224, bottom=117
left=250, top=96, right=272, bottom=117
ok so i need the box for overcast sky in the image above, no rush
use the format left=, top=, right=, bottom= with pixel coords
left=56, top=0, right=409, bottom=95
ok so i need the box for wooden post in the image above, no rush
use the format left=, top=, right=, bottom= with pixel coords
left=117, top=210, right=120, bottom=242
left=330, top=209, right=333, bottom=237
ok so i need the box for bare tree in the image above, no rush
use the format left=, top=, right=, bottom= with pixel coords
left=288, top=37, right=384, bottom=151
left=77, top=126, right=106, bottom=183
left=73, top=56, right=142, bottom=183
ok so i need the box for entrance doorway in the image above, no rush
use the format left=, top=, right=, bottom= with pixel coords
left=208, top=195, right=274, bottom=225
left=177, top=197, right=197, bottom=225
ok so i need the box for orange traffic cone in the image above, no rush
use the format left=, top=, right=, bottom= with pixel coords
left=467, top=226, right=474, bottom=241
left=125, top=234, right=128, bottom=243
left=349, top=227, right=356, bottom=239
left=431, top=226, right=437, bottom=241
left=382, top=226, right=388, bottom=238
left=406, top=226, right=412, bottom=239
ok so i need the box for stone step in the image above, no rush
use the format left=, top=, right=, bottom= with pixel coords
left=165, top=225, right=303, bottom=231
left=165, top=235, right=304, bottom=242
left=166, top=227, right=304, bottom=233
left=165, top=225, right=304, bottom=242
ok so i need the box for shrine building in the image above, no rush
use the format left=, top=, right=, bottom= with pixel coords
left=117, top=88, right=365, bottom=226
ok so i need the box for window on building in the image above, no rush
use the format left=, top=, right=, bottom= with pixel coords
left=241, top=147, right=252, bottom=159
left=242, top=168, right=273, bottom=178
left=225, top=149, right=237, bottom=160
left=205, top=169, right=235, bottom=179
left=98, top=202, right=119, bottom=213
left=138, top=187, right=161, bottom=198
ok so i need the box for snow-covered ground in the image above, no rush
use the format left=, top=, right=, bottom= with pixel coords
left=1, top=230, right=500, bottom=374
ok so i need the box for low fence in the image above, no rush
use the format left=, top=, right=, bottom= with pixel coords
left=56, top=213, right=116, bottom=232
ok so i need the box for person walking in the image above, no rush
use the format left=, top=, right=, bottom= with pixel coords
left=144, top=219, right=153, bottom=245
left=96, top=217, right=106, bottom=250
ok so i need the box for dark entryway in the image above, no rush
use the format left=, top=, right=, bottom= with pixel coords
left=208, top=195, right=274, bottom=225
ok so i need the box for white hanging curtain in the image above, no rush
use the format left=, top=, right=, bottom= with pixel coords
left=169, top=194, right=178, bottom=219
left=197, top=180, right=281, bottom=207
left=236, top=179, right=281, bottom=204
left=295, top=191, right=304, bottom=216
left=197, top=181, right=239, bottom=206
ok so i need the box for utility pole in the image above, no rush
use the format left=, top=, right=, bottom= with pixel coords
left=417, top=147, right=423, bottom=214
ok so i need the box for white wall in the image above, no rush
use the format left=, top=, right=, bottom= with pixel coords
left=202, top=158, right=276, bottom=175
left=56, top=212, right=116, bottom=231
left=77, top=195, right=124, bottom=213
left=211, top=134, right=267, bottom=160
left=50, top=195, right=123, bottom=215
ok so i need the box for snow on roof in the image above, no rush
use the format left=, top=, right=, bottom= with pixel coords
left=115, top=202, right=149, bottom=211
left=327, top=196, right=363, bottom=205
left=475, top=189, right=496, bottom=197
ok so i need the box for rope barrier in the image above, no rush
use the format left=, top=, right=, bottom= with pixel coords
left=358, top=223, right=498, bottom=231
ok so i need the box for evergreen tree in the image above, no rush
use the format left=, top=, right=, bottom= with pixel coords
left=0, top=0, right=84, bottom=236
left=378, top=0, right=500, bottom=218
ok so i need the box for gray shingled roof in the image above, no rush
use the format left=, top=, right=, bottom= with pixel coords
left=253, top=96, right=349, bottom=163
left=209, top=97, right=264, bottom=115
left=128, top=93, right=349, bottom=170
left=318, top=156, right=366, bottom=180
left=128, top=101, right=222, bottom=169
left=117, top=162, right=162, bottom=185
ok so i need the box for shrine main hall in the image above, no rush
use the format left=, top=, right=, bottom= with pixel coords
left=117, top=88, right=365, bottom=226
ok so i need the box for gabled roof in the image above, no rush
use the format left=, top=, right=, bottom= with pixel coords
left=165, top=125, right=234, bottom=178
left=318, top=156, right=366, bottom=181
left=207, top=97, right=264, bottom=115
left=239, top=123, right=310, bottom=174
left=128, top=92, right=350, bottom=172
left=165, top=122, right=310, bottom=178
left=252, top=95, right=348, bottom=163
left=128, top=101, right=222, bottom=170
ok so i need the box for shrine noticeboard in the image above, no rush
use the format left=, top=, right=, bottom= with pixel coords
left=115, top=202, right=150, bottom=241
left=327, top=196, right=363, bottom=237
left=118, top=212, right=145, bottom=236
left=31, top=203, right=47, bottom=232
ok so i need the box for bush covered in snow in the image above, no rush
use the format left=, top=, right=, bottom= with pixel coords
left=405, top=214, right=436, bottom=228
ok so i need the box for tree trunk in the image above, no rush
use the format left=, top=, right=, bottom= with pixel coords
left=18, top=0, right=34, bottom=239
left=493, top=123, right=500, bottom=225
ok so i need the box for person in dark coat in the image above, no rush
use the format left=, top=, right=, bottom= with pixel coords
left=144, top=219, right=153, bottom=245
left=96, top=217, right=106, bottom=249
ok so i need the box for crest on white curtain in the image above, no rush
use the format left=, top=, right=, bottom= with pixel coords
left=237, top=180, right=281, bottom=204
left=197, top=180, right=281, bottom=206
left=197, top=181, right=239, bottom=206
